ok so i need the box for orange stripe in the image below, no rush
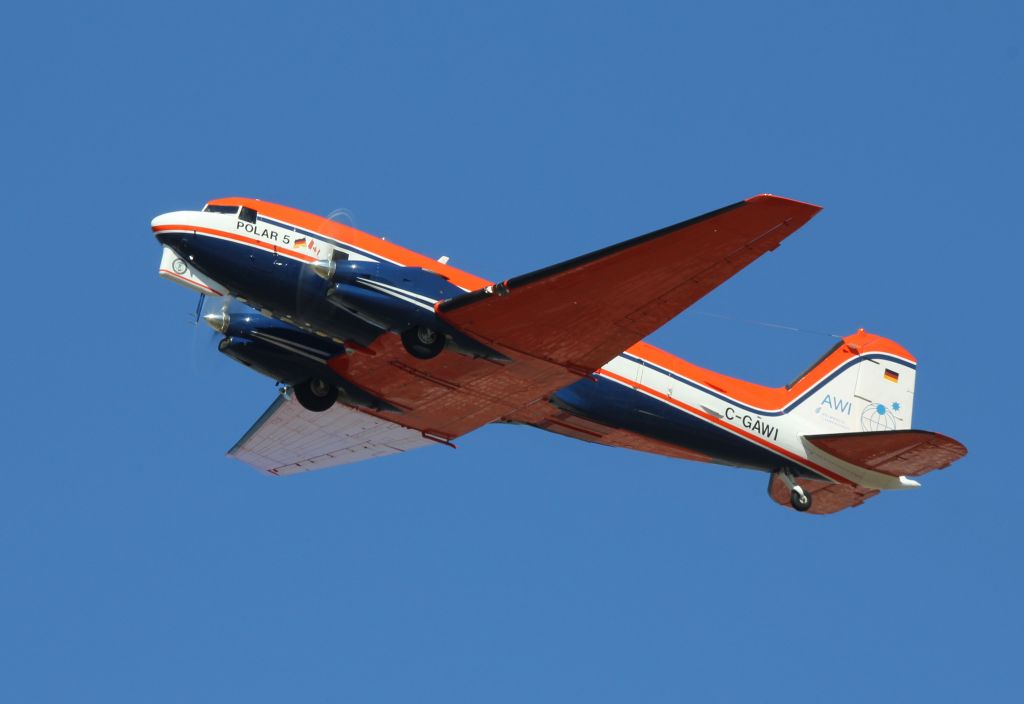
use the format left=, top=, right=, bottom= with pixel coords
left=625, top=328, right=914, bottom=413
left=598, top=367, right=853, bottom=485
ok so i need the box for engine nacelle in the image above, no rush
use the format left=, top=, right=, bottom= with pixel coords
left=209, top=310, right=398, bottom=412
left=205, top=309, right=345, bottom=362
left=314, top=260, right=507, bottom=362
left=326, top=282, right=432, bottom=332
left=218, top=335, right=325, bottom=387
left=315, top=259, right=459, bottom=300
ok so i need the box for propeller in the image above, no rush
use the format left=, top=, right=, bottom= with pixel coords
left=191, top=293, right=206, bottom=325
left=293, top=206, right=357, bottom=324
left=325, top=207, right=356, bottom=228
left=189, top=292, right=232, bottom=374
left=202, top=294, right=232, bottom=334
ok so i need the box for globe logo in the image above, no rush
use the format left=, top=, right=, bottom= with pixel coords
left=860, top=402, right=897, bottom=432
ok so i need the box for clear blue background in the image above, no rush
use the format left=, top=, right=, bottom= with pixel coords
left=2, top=1, right=1020, bottom=701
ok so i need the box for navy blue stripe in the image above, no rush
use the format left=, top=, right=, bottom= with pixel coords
left=619, top=351, right=916, bottom=417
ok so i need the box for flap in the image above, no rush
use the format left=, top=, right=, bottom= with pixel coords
left=439, top=194, right=821, bottom=373
left=228, top=394, right=436, bottom=476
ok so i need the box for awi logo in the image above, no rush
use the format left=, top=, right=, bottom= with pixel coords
left=820, top=394, right=852, bottom=415
left=815, top=393, right=854, bottom=429
left=860, top=401, right=902, bottom=431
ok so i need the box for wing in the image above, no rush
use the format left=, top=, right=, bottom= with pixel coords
left=228, top=394, right=436, bottom=476
left=325, top=194, right=820, bottom=444
left=439, top=194, right=821, bottom=372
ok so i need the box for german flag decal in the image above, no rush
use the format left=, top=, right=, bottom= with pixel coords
left=884, top=368, right=900, bottom=383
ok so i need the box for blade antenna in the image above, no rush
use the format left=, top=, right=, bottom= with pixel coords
left=192, top=292, right=206, bottom=325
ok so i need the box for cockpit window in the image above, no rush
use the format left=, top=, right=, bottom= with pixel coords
left=239, top=206, right=258, bottom=224
left=203, top=204, right=239, bottom=215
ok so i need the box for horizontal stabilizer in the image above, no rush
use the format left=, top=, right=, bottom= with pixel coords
left=804, top=430, right=967, bottom=478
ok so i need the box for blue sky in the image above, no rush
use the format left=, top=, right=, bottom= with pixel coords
left=2, top=1, right=1021, bottom=701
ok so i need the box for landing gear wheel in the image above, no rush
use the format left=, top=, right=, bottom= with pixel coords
left=401, top=325, right=445, bottom=360
left=294, top=378, right=338, bottom=412
left=790, top=488, right=812, bottom=512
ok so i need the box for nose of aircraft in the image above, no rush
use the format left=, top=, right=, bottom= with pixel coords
left=151, top=212, right=173, bottom=229
left=151, top=211, right=193, bottom=247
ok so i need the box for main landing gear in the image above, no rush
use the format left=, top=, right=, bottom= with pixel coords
left=401, top=325, right=446, bottom=360
left=293, top=378, right=338, bottom=412
left=778, top=468, right=813, bottom=512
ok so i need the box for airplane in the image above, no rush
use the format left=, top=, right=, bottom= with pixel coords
left=152, top=194, right=966, bottom=515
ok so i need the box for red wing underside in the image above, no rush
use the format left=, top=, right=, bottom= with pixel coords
left=438, top=194, right=821, bottom=373
left=328, top=195, right=821, bottom=442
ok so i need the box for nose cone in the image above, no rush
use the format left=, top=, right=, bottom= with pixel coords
left=151, top=212, right=174, bottom=229
left=203, top=311, right=230, bottom=333
left=151, top=210, right=191, bottom=231
left=152, top=211, right=196, bottom=248
left=311, top=258, right=336, bottom=280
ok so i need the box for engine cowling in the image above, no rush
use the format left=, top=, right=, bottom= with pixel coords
left=313, top=259, right=507, bottom=361
left=208, top=309, right=398, bottom=412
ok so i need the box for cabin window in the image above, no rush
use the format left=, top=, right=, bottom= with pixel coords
left=332, top=249, right=350, bottom=262
left=239, top=206, right=258, bottom=224
left=203, top=204, right=239, bottom=215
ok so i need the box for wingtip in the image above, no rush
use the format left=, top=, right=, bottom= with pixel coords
left=745, top=193, right=823, bottom=213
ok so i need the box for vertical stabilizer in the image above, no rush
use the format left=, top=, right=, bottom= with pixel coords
left=787, top=330, right=917, bottom=435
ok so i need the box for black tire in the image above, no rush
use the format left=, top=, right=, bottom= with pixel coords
left=401, top=325, right=445, bottom=360
left=294, top=378, right=338, bottom=412
left=790, top=488, right=812, bottom=512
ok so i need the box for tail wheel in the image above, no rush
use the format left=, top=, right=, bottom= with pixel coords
left=401, top=325, right=445, bottom=360
left=294, top=378, right=338, bottom=412
left=790, top=488, right=813, bottom=512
